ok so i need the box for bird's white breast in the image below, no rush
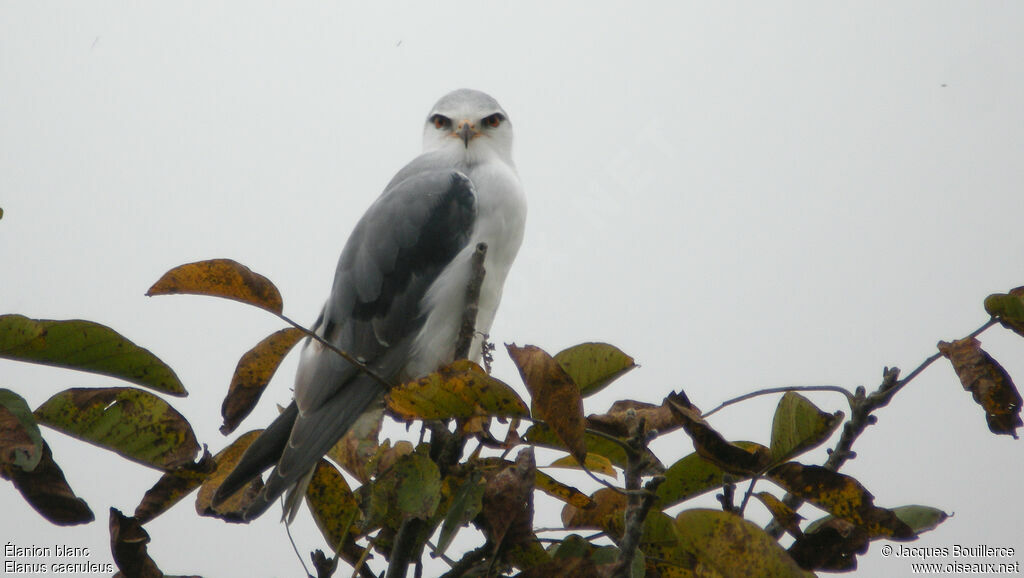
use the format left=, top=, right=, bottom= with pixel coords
left=404, top=158, right=526, bottom=379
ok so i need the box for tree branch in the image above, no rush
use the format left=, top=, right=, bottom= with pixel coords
left=387, top=245, right=488, bottom=578
left=766, top=317, right=998, bottom=537
left=612, top=413, right=665, bottom=577
left=702, top=385, right=853, bottom=418
left=438, top=546, right=489, bottom=578
left=455, top=243, right=488, bottom=360
left=278, top=312, right=393, bottom=390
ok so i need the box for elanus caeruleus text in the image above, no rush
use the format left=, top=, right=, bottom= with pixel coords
left=213, top=89, right=526, bottom=520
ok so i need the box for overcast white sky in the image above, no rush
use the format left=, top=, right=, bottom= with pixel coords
left=2, top=3, right=1023, bottom=577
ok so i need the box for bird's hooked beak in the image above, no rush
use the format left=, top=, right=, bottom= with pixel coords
left=456, top=120, right=476, bottom=148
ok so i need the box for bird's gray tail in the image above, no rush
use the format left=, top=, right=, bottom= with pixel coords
left=233, top=377, right=386, bottom=521
left=212, top=401, right=299, bottom=508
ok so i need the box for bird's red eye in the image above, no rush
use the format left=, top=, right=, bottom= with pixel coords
left=484, top=113, right=504, bottom=128
left=431, top=114, right=450, bottom=130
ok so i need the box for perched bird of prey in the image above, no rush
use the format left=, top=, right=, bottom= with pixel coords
left=214, top=89, right=527, bottom=520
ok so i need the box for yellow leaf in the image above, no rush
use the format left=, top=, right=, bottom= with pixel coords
left=546, top=453, right=617, bottom=478
left=147, top=258, right=284, bottom=314
left=221, top=328, right=305, bottom=434
left=195, top=430, right=264, bottom=522
left=386, top=359, right=528, bottom=420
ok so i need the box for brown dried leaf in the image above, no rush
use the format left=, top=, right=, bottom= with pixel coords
left=788, top=517, right=869, bottom=571
left=586, top=394, right=685, bottom=439
left=561, top=487, right=627, bottom=537
left=507, top=344, right=586, bottom=464
left=146, top=258, right=284, bottom=314
left=109, top=508, right=162, bottom=578
left=196, top=430, right=265, bottom=522
left=0, top=441, right=93, bottom=525
left=938, top=337, right=1023, bottom=438
left=221, top=327, right=304, bottom=434
left=134, top=450, right=216, bottom=524
left=668, top=396, right=773, bottom=476
left=767, top=463, right=914, bottom=540
left=480, top=447, right=536, bottom=554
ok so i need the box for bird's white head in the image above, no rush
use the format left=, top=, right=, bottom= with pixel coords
left=422, top=89, right=514, bottom=164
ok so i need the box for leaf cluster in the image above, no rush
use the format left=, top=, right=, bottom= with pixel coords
left=1, top=260, right=1021, bottom=577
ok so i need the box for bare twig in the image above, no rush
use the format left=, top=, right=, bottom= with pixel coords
left=425, top=540, right=457, bottom=566
left=716, top=477, right=736, bottom=513
left=702, top=385, right=853, bottom=418
left=278, top=312, right=393, bottom=389
left=738, top=475, right=760, bottom=516
left=455, top=243, right=488, bottom=360
left=285, top=518, right=314, bottom=577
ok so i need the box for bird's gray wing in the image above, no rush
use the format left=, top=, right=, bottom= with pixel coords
left=214, top=168, right=477, bottom=519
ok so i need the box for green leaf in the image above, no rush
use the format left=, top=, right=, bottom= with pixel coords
left=34, top=387, right=199, bottom=470
left=370, top=452, right=441, bottom=529
left=770, top=392, right=843, bottom=463
left=0, top=315, right=186, bottom=396
left=147, top=258, right=284, bottom=314
left=551, top=533, right=593, bottom=559
left=654, top=451, right=726, bottom=509
left=526, top=424, right=617, bottom=469
left=985, top=287, right=1024, bottom=338
left=0, top=388, right=43, bottom=471
left=436, top=471, right=486, bottom=555
left=554, top=342, right=636, bottom=397
left=653, top=442, right=767, bottom=509
left=892, top=505, right=950, bottom=535
left=673, top=509, right=814, bottom=577
left=394, top=453, right=441, bottom=519
left=387, top=359, right=529, bottom=420
left=0, top=315, right=45, bottom=351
